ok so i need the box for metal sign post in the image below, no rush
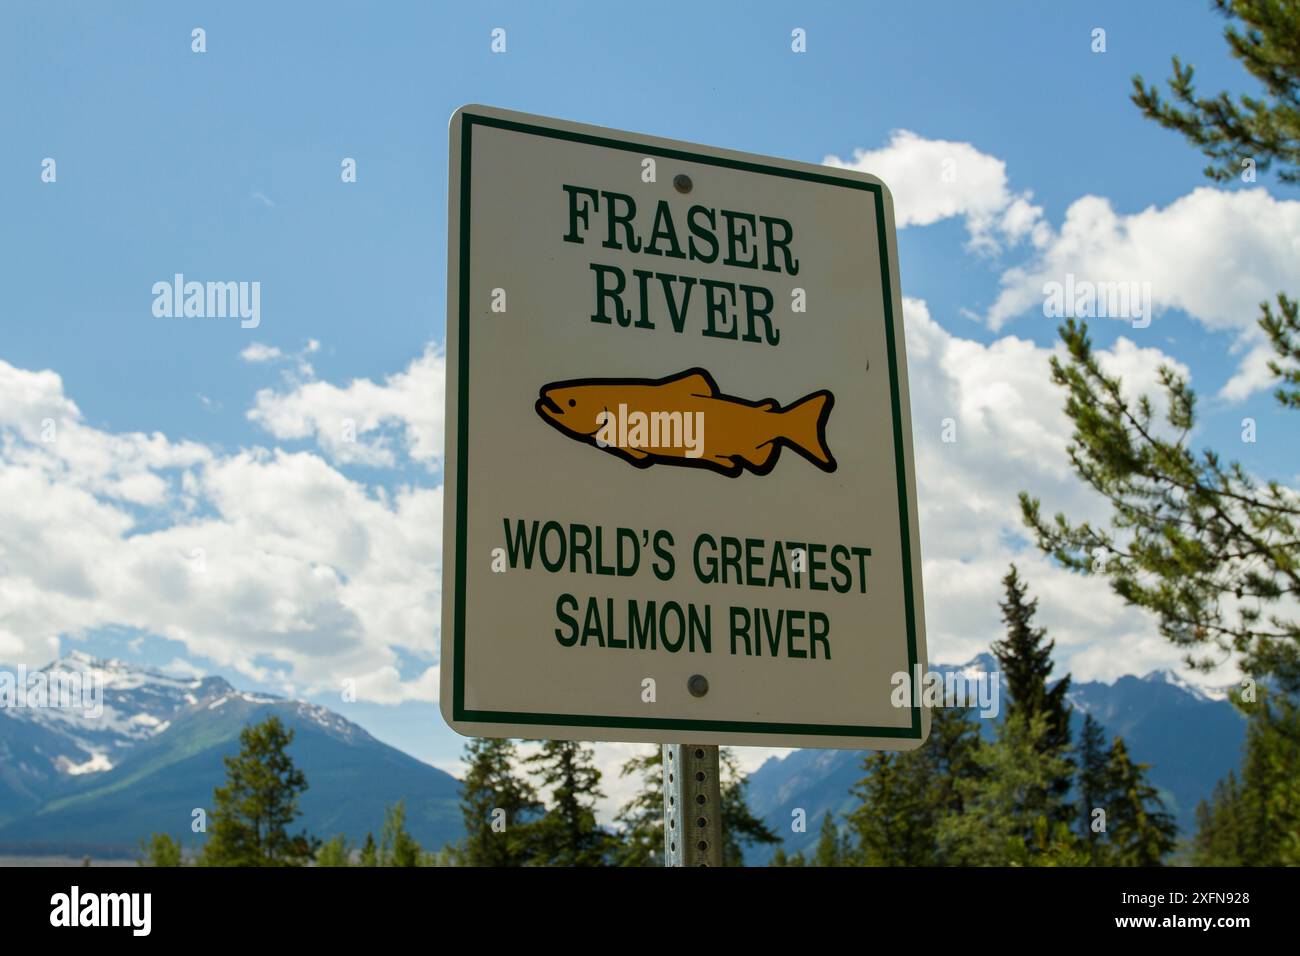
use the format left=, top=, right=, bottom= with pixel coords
left=663, top=744, right=723, bottom=866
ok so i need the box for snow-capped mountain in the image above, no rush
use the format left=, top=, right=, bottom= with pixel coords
left=0, top=653, right=460, bottom=858
left=1, top=652, right=233, bottom=782
left=1134, top=667, right=1230, bottom=702
left=0, top=651, right=1249, bottom=861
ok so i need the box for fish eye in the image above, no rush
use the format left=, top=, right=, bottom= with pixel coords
left=567, top=399, right=576, bottom=408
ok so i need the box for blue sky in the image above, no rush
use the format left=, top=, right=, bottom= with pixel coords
left=2, top=1, right=1296, bottom=775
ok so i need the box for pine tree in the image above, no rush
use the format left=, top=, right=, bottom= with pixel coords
left=315, top=835, right=350, bottom=867
left=379, top=801, right=423, bottom=867
left=1242, top=691, right=1300, bottom=863
left=995, top=566, right=1073, bottom=748
left=1103, top=738, right=1178, bottom=866
left=848, top=706, right=981, bottom=866
left=428, top=845, right=461, bottom=867
left=1006, top=816, right=1092, bottom=868
left=1193, top=773, right=1251, bottom=865
left=1257, top=697, right=1300, bottom=865
left=937, top=713, right=1082, bottom=866
left=992, top=565, right=1074, bottom=824
left=813, top=812, right=846, bottom=867
left=850, top=750, right=939, bottom=866
left=358, top=833, right=378, bottom=867
left=613, top=747, right=663, bottom=866
left=457, top=737, right=542, bottom=867
left=1193, top=796, right=1219, bottom=864
left=1131, top=0, right=1300, bottom=186
left=139, top=833, right=183, bottom=867
left=1076, top=714, right=1112, bottom=862
left=773, top=848, right=807, bottom=866
left=526, top=739, right=610, bottom=867
left=719, top=749, right=779, bottom=866
left=1194, top=693, right=1300, bottom=864
left=200, top=715, right=317, bottom=866
left=926, top=705, right=984, bottom=817
left=1023, top=4, right=1300, bottom=692
left=1021, top=318, right=1300, bottom=690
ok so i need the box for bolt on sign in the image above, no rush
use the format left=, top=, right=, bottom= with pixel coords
left=441, top=105, right=928, bottom=749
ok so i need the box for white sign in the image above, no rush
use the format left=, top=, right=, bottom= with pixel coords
left=440, top=105, right=928, bottom=749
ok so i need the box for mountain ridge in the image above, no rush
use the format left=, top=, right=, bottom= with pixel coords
left=742, top=654, right=1246, bottom=863
left=0, top=653, right=461, bottom=858
left=1, top=652, right=1246, bottom=862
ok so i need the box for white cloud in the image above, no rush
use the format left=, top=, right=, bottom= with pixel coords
left=248, top=344, right=445, bottom=468
left=351, top=663, right=441, bottom=706
left=1220, top=333, right=1279, bottom=403
left=162, top=656, right=208, bottom=679
left=0, top=358, right=211, bottom=506
left=0, top=356, right=441, bottom=705
left=829, top=130, right=1299, bottom=404
left=985, top=187, right=1300, bottom=398
left=240, top=343, right=283, bottom=363
left=824, top=130, right=1047, bottom=252
left=240, top=340, right=319, bottom=379
left=900, top=298, right=1234, bottom=686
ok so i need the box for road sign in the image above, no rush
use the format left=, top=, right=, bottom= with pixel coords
left=441, top=105, right=928, bottom=749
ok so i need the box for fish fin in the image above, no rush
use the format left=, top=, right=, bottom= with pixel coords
left=707, top=453, right=743, bottom=476
left=780, top=390, right=837, bottom=472
left=661, top=367, right=717, bottom=398
left=748, top=442, right=779, bottom=469
left=618, top=446, right=650, bottom=460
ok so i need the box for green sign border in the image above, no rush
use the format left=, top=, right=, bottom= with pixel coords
left=452, top=112, right=921, bottom=739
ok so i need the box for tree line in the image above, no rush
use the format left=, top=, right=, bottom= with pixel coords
left=140, top=714, right=778, bottom=866
left=139, top=556, right=1295, bottom=866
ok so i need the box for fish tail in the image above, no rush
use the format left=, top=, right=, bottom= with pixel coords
left=781, top=390, right=836, bottom=471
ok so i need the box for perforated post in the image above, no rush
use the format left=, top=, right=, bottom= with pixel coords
left=662, top=744, right=723, bottom=867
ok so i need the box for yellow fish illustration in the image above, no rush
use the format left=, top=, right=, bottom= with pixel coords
left=535, top=368, right=836, bottom=478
